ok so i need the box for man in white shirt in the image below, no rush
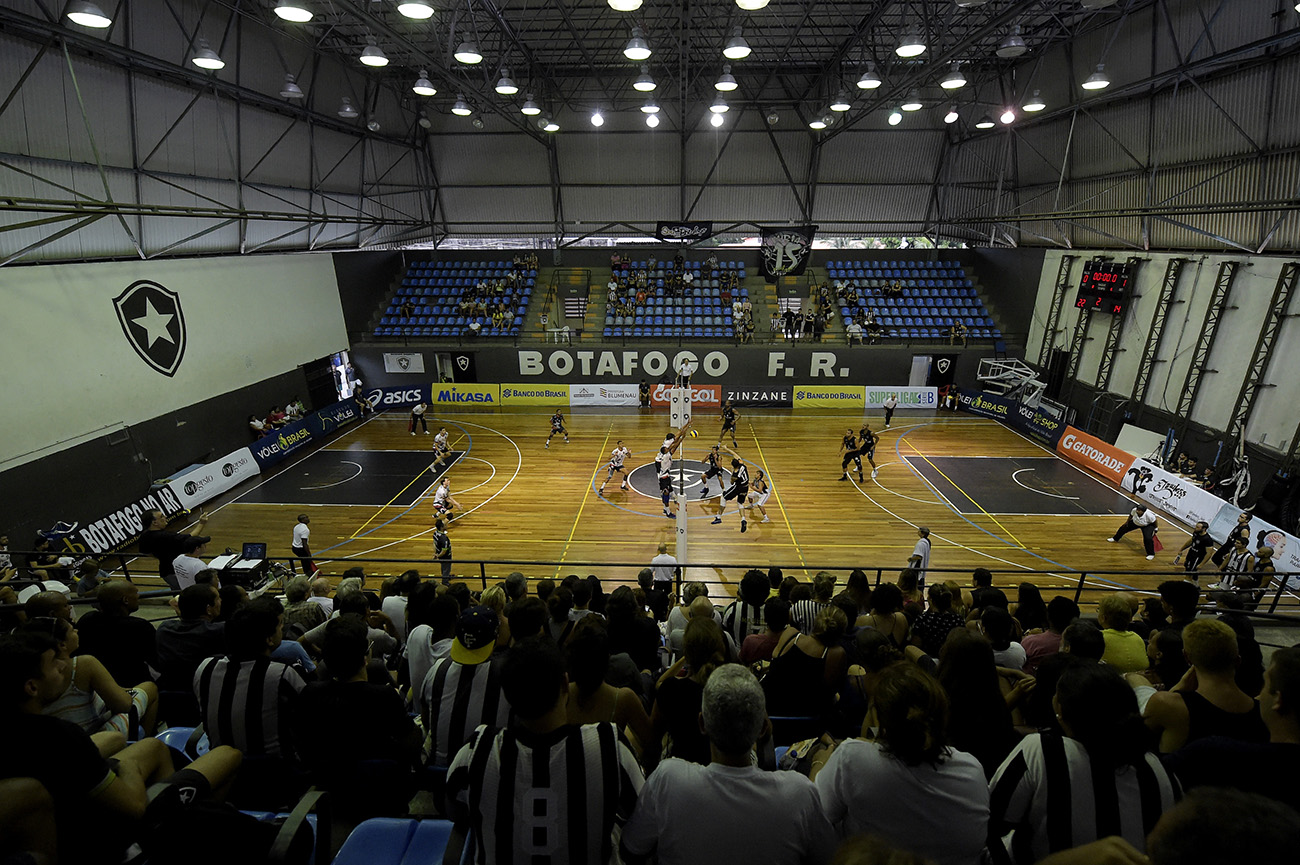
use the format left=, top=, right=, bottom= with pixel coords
left=291, top=514, right=317, bottom=576
left=172, top=535, right=212, bottom=590
left=1108, top=504, right=1159, bottom=560
left=650, top=542, right=678, bottom=593
left=882, top=392, right=899, bottom=428
left=846, top=320, right=863, bottom=344
left=622, top=665, right=834, bottom=865
left=408, top=401, right=429, bottom=435
left=908, top=526, right=932, bottom=585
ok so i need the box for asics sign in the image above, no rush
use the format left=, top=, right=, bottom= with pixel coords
left=366, top=386, right=429, bottom=408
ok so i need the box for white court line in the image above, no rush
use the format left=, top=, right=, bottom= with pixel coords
left=301, top=461, right=363, bottom=490
left=1011, top=467, right=1081, bottom=500
left=866, top=461, right=945, bottom=506
left=899, top=456, right=965, bottom=513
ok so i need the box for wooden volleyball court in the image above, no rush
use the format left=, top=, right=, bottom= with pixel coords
left=193, top=405, right=1197, bottom=603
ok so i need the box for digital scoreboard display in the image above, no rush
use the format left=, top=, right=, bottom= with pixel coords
left=1075, top=259, right=1132, bottom=315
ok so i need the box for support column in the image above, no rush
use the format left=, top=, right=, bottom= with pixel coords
left=1175, top=261, right=1239, bottom=441
left=1037, top=254, right=1078, bottom=369
left=1130, top=257, right=1189, bottom=417
left=1223, top=262, right=1299, bottom=447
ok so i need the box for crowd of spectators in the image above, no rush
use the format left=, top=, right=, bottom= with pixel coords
left=247, top=397, right=306, bottom=439
left=3, top=559, right=1299, bottom=865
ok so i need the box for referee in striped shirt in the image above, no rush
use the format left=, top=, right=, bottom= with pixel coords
left=447, top=635, right=644, bottom=865
left=421, top=606, right=511, bottom=768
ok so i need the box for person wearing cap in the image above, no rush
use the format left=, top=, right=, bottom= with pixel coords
left=419, top=606, right=511, bottom=769
left=171, top=535, right=212, bottom=590
left=138, top=508, right=209, bottom=590
left=1107, top=504, right=1159, bottom=560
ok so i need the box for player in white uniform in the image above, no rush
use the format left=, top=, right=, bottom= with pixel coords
left=431, top=427, right=452, bottom=470
left=747, top=469, right=771, bottom=523
left=432, top=477, right=462, bottom=521
left=599, top=441, right=633, bottom=495
left=656, top=423, right=692, bottom=518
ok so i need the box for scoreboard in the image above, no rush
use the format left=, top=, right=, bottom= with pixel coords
left=1075, top=259, right=1132, bottom=315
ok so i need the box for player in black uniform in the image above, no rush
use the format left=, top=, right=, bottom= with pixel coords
left=838, top=428, right=864, bottom=483
left=718, top=400, right=739, bottom=448
left=857, top=423, right=879, bottom=479
left=699, top=445, right=726, bottom=498
left=1173, top=520, right=1214, bottom=578
left=639, top=379, right=651, bottom=408
left=713, top=444, right=751, bottom=533
left=544, top=409, right=569, bottom=448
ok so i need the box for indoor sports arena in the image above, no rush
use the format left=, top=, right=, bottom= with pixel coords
left=3, top=2, right=1300, bottom=864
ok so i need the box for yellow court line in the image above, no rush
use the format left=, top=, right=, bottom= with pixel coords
left=747, top=421, right=808, bottom=575
left=349, top=467, right=433, bottom=538
left=553, top=422, right=615, bottom=578
left=902, top=439, right=1025, bottom=548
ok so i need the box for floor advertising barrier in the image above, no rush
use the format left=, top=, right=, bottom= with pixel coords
left=569, top=383, right=640, bottom=407
left=168, top=447, right=259, bottom=511
left=650, top=383, right=720, bottom=408
left=499, top=383, right=572, bottom=405
left=1055, top=426, right=1133, bottom=487
left=720, top=385, right=795, bottom=408
left=71, top=488, right=188, bottom=555
left=793, top=385, right=866, bottom=409
left=432, top=383, right=500, bottom=405
left=365, top=384, right=432, bottom=409
left=867, top=386, right=938, bottom=410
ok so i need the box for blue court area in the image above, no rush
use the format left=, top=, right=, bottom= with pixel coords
left=904, top=456, right=1133, bottom=516
left=236, top=450, right=461, bottom=506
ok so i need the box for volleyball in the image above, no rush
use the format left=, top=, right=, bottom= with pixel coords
left=688, top=430, right=698, bottom=438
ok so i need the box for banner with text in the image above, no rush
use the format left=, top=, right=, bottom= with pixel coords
left=760, top=225, right=817, bottom=278
left=656, top=221, right=713, bottom=242
left=383, top=353, right=426, bottom=374
left=500, top=383, right=572, bottom=405
left=794, top=385, right=866, bottom=410
left=722, top=384, right=794, bottom=408
left=365, top=384, right=432, bottom=409
left=866, top=387, right=938, bottom=410
left=1056, top=426, right=1134, bottom=486
left=70, top=487, right=188, bottom=556
left=650, top=383, right=720, bottom=408
left=569, top=383, right=640, bottom=407
left=432, top=383, right=500, bottom=406
left=250, top=418, right=316, bottom=469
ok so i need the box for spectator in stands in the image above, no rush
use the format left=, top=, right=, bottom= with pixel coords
left=381, top=569, right=420, bottom=641
left=1139, top=627, right=1188, bottom=691
left=623, top=664, right=833, bottom=865
left=421, top=606, right=512, bottom=769
left=1157, top=579, right=1201, bottom=633
left=195, top=596, right=305, bottom=759
left=967, top=567, right=998, bottom=611
left=170, top=535, right=211, bottom=590
left=896, top=567, right=923, bottom=614
left=292, top=616, right=420, bottom=813
left=1141, top=787, right=1300, bottom=865
left=26, top=616, right=159, bottom=737
left=405, top=589, right=459, bottom=708
left=722, top=569, right=769, bottom=644
left=858, top=582, right=909, bottom=647
left=1098, top=593, right=1149, bottom=673
left=604, top=585, right=660, bottom=675
left=24, top=590, right=71, bottom=623
left=937, top=628, right=1018, bottom=777
left=910, top=583, right=965, bottom=657
left=652, top=616, right=726, bottom=765
left=846, top=318, right=863, bottom=344
left=1020, top=596, right=1079, bottom=675
left=763, top=606, right=848, bottom=717
left=816, top=664, right=989, bottom=865
left=447, top=635, right=643, bottom=865
left=740, top=597, right=789, bottom=665
left=791, top=571, right=836, bottom=632
left=0, top=631, right=243, bottom=865
left=546, top=586, right=576, bottom=643
left=300, top=589, right=397, bottom=675
left=565, top=618, right=654, bottom=766
left=306, top=576, right=333, bottom=616
left=1010, top=583, right=1048, bottom=633
left=666, top=581, right=716, bottom=634
left=636, top=567, right=670, bottom=623
left=75, top=579, right=157, bottom=687
left=266, top=406, right=288, bottom=428
left=1141, top=618, right=1267, bottom=752
left=989, top=662, right=1179, bottom=865
left=249, top=414, right=268, bottom=438
left=1210, top=591, right=1265, bottom=697
left=138, top=508, right=210, bottom=591
left=282, top=576, right=327, bottom=639
left=155, top=584, right=224, bottom=691
left=981, top=607, right=1026, bottom=669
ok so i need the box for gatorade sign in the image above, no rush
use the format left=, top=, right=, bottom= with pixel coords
left=1056, top=426, right=1133, bottom=485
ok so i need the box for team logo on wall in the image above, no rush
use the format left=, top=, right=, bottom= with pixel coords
left=456, top=355, right=470, bottom=371
left=112, top=280, right=187, bottom=377
left=759, top=225, right=818, bottom=278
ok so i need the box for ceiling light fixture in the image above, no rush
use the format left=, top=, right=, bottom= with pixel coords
left=608, top=0, right=642, bottom=11
left=543, top=118, right=560, bottom=133
left=452, top=95, right=472, bottom=116
left=1022, top=89, right=1046, bottom=111
left=418, top=111, right=432, bottom=129
left=830, top=90, right=851, bottom=112
left=723, top=27, right=751, bottom=60
left=591, top=109, right=605, bottom=127
left=65, top=1, right=112, bottom=27
left=641, top=99, right=660, bottom=114
left=975, top=114, right=995, bottom=129
left=454, top=42, right=483, bottom=64
left=856, top=62, right=882, bottom=90
left=809, top=116, right=827, bottom=130
left=646, top=114, right=660, bottom=128
left=495, top=69, right=518, bottom=95
left=736, top=0, right=770, bottom=9
left=273, top=1, right=313, bottom=23
left=1081, top=0, right=1120, bottom=8
left=715, top=65, right=738, bottom=92
left=944, top=105, right=959, bottom=124
left=338, top=97, right=359, bottom=118
left=634, top=66, right=656, bottom=92
left=396, top=1, right=434, bottom=20
left=1000, top=108, right=1016, bottom=124
left=413, top=70, right=437, bottom=97
left=1082, top=63, right=1111, bottom=90
left=367, top=119, right=380, bottom=132
left=710, top=113, right=725, bottom=127
left=521, top=95, right=541, bottom=116
left=888, top=108, right=903, bottom=126
left=901, top=89, right=923, bottom=111
left=896, top=26, right=926, bottom=58
left=940, top=62, right=966, bottom=90
left=359, top=38, right=388, bottom=67
left=997, top=24, right=1028, bottom=59
left=279, top=73, right=304, bottom=99
left=710, top=94, right=729, bottom=113
left=191, top=39, right=225, bottom=70
left=955, top=0, right=989, bottom=7
left=624, top=27, right=652, bottom=61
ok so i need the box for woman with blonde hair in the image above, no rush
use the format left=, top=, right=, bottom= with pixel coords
left=651, top=616, right=726, bottom=765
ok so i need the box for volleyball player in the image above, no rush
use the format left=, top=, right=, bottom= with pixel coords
left=544, top=408, right=569, bottom=448
left=431, top=426, right=452, bottom=470
left=718, top=399, right=739, bottom=447
left=839, top=428, right=864, bottom=483
left=1174, top=521, right=1214, bottom=578
left=432, top=476, right=462, bottom=521
left=699, top=444, right=725, bottom=498
left=713, top=444, right=751, bottom=533
left=598, top=440, right=632, bottom=494
left=857, top=422, right=880, bottom=479
left=747, top=469, right=771, bottom=524
left=656, top=422, right=692, bottom=518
